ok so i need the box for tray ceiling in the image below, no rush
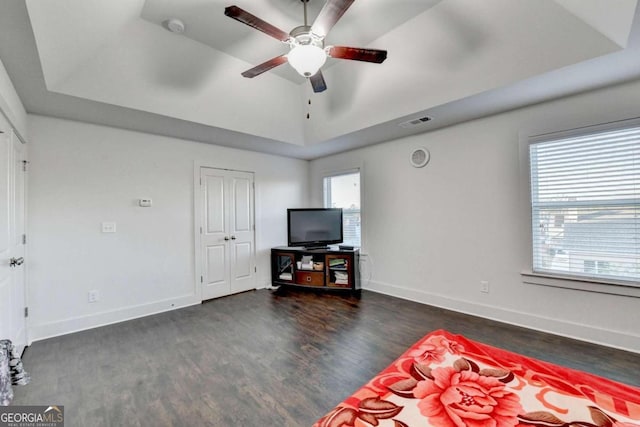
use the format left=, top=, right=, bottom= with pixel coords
left=0, top=0, right=638, bottom=158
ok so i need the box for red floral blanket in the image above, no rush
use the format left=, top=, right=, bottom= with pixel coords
left=313, top=329, right=640, bottom=427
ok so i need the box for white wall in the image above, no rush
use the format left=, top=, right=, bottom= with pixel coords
left=27, top=115, right=308, bottom=340
left=310, top=78, right=640, bottom=353
left=0, top=58, right=27, bottom=140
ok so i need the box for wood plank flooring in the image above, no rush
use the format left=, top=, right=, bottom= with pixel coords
left=13, top=288, right=640, bottom=426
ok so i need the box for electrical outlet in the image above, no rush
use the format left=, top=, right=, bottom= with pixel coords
left=101, top=222, right=116, bottom=233
left=88, top=290, right=99, bottom=303
left=480, top=281, right=490, bottom=293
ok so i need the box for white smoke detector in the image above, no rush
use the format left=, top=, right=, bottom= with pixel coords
left=166, top=18, right=185, bottom=34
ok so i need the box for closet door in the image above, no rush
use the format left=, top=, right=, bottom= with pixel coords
left=198, top=167, right=255, bottom=301
left=227, top=172, right=255, bottom=294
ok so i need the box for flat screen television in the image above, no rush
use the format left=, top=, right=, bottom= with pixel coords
left=287, top=208, right=343, bottom=248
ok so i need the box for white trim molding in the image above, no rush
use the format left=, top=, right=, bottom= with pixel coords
left=521, top=271, right=640, bottom=298
left=364, top=279, right=640, bottom=354
left=30, top=294, right=200, bottom=342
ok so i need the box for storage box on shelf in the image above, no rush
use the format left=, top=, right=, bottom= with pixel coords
left=271, top=246, right=360, bottom=293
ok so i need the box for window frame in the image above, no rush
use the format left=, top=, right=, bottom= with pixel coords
left=520, top=118, right=640, bottom=298
left=322, top=168, right=363, bottom=249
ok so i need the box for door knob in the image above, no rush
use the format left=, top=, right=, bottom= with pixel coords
left=231, top=236, right=236, bottom=240
left=9, top=257, right=24, bottom=267
left=224, top=236, right=230, bottom=241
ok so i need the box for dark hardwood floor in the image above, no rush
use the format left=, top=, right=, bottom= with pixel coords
left=13, top=288, right=640, bottom=426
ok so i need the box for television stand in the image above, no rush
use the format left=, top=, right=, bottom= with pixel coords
left=271, top=246, right=360, bottom=293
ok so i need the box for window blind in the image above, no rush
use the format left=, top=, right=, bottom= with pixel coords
left=529, top=125, right=640, bottom=284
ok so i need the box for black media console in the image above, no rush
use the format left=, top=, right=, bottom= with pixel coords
left=271, top=246, right=360, bottom=293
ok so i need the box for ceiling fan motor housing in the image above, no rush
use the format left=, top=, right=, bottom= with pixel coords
left=290, top=26, right=323, bottom=46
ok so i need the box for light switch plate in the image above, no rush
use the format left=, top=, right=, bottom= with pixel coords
left=102, top=222, right=116, bottom=233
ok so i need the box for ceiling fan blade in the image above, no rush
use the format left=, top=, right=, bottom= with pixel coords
left=309, top=70, right=327, bottom=93
left=241, top=55, right=288, bottom=78
left=225, top=5, right=290, bottom=42
left=327, top=46, right=388, bottom=63
left=310, top=0, right=355, bottom=39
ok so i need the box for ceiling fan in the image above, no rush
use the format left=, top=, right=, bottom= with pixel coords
left=224, top=0, right=388, bottom=93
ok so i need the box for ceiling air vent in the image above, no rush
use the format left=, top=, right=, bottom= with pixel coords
left=399, top=116, right=432, bottom=129
left=410, top=147, right=430, bottom=168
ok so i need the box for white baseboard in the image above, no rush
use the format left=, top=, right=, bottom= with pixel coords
left=364, top=279, right=640, bottom=354
left=28, top=280, right=640, bottom=354
left=30, top=294, right=201, bottom=342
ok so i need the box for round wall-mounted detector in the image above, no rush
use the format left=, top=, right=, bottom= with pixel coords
left=166, top=18, right=185, bottom=34
left=410, top=147, right=430, bottom=168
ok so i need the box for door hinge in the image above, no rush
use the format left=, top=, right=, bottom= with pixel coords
left=22, top=160, right=28, bottom=172
left=200, top=227, right=202, bottom=234
left=200, top=276, right=203, bottom=283
left=254, top=266, right=257, bottom=273
left=24, top=307, right=28, bottom=318
left=22, top=234, right=26, bottom=244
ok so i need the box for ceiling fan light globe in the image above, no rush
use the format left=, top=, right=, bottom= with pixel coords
left=288, top=45, right=327, bottom=78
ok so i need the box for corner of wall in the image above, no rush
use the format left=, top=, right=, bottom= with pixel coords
left=0, top=58, right=28, bottom=140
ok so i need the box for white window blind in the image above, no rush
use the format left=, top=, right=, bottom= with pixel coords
left=529, top=124, right=640, bottom=284
left=323, top=171, right=361, bottom=247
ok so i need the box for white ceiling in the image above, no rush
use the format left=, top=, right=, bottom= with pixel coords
left=0, top=0, right=639, bottom=159
left=140, top=0, right=443, bottom=83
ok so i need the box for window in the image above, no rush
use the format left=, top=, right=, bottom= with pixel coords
left=323, top=171, right=361, bottom=247
left=528, top=122, right=640, bottom=284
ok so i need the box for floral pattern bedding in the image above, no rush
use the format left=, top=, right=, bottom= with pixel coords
left=313, top=330, right=640, bottom=427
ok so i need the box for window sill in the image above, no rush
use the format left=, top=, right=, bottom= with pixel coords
left=521, top=271, right=640, bottom=298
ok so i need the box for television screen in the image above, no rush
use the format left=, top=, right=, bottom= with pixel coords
left=288, top=208, right=343, bottom=247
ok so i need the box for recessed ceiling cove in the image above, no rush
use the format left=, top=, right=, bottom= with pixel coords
left=15, top=0, right=640, bottom=153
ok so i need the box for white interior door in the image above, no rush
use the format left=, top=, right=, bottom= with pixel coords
left=11, top=133, right=26, bottom=351
left=228, top=172, right=255, bottom=294
left=0, top=118, right=27, bottom=354
left=198, top=167, right=255, bottom=300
